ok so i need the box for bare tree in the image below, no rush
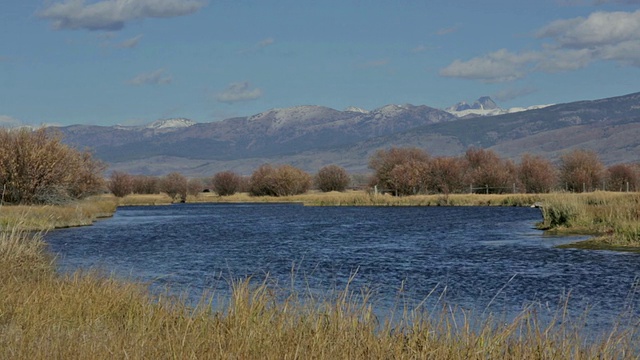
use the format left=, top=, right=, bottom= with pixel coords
left=368, top=147, right=430, bottom=195
left=212, top=171, right=243, bottom=196
left=518, top=154, right=558, bottom=193
left=315, top=165, right=351, bottom=192
left=249, top=164, right=311, bottom=196
left=0, top=128, right=104, bottom=204
left=464, top=147, right=518, bottom=193
left=607, top=163, right=639, bottom=192
left=559, top=149, right=605, bottom=192
left=108, top=171, right=134, bottom=198
left=160, top=172, right=188, bottom=202
left=426, top=156, right=467, bottom=195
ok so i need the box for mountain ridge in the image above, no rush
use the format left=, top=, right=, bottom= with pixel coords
left=52, top=92, right=640, bottom=176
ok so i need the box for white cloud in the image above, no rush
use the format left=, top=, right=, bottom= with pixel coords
left=128, top=69, right=172, bottom=86
left=441, top=10, right=640, bottom=82
left=216, top=82, right=263, bottom=103
left=537, top=10, right=640, bottom=47
left=440, top=49, right=540, bottom=83
left=0, top=115, right=23, bottom=128
left=119, top=34, right=143, bottom=48
left=38, top=0, right=206, bottom=31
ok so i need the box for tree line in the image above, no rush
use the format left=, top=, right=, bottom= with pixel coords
left=1, top=127, right=638, bottom=205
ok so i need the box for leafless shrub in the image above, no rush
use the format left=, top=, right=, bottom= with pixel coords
left=368, top=147, right=430, bottom=196
left=187, top=178, right=204, bottom=197
left=212, top=171, right=243, bottom=196
left=160, top=172, right=188, bottom=202
left=559, top=149, right=605, bottom=192
left=315, top=165, right=351, bottom=192
left=108, top=171, right=134, bottom=198
left=0, top=128, right=104, bottom=204
left=607, top=163, right=639, bottom=192
left=249, top=164, right=311, bottom=197
left=518, top=154, right=558, bottom=193
left=464, top=147, right=518, bottom=193
left=426, top=156, right=467, bottom=195
left=131, top=175, right=160, bottom=194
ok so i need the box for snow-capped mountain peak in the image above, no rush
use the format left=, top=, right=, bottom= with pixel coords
left=445, top=97, right=552, bottom=118
left=146, top=118, right=197, bottom=130
left=344, top=106, right=369, bottom=114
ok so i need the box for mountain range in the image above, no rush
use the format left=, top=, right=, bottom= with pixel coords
left=54, top=92, right=640, bottom=176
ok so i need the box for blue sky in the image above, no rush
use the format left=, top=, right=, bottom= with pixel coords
left=1, top=0, right=640, bottom=127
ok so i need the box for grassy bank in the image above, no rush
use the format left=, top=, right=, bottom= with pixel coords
left=0, top=196, right=117, bottom=231
left=536, top=192, right=640, bottom=251
left=190, top=190, right=544, bottom=207
left=1, top=226, right=638, bottom=359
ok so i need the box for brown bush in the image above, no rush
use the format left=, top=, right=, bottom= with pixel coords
left=131, top=175, right=160, bottom=194
left=315, top=165, right=351, bottom=192
left=187, top=178, right=204, bottom=197
left=249, top=164, right=311, bottom=197
left=160, top=172, right=188, bottom=202
left=518, top=154, right=558, bottom=193
left=607, top=163, right=639, bottom=192
left=0, top=128, right=104, bottom=204
left=108, top=171, right=133, bottom=198
left=464, top=148, right=518, bottom=193
left=212, top=171, right=243, bottom=196
left=368, top=147, right=430, bottom=195
left=426, top=156, right=467, bottom=195
left=559, top=149, right=605, bottom=192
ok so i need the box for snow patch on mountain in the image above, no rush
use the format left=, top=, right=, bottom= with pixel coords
left=146, top=118, right=197, bottom=129
left=344, top=106, right=369, bottom=114
left=445, top=97, right=552, bottom=118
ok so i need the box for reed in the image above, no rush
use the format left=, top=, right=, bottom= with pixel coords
left=537, top=192, right=640, bottom=249
left=117, top=193, right=174, bottom=206
left=194, top=190, right=544, bottom=207
left=0, top=196, right=117, bottom=231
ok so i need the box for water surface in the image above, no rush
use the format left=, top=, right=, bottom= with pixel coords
left=45, top=204, right=640, bottom=332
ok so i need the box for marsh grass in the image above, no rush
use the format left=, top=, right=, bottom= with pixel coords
left=194, top=190, right=544, bottom=207
left=0, top=196, right=117, bottom=231
left=537, top=192, right=640, bottom=249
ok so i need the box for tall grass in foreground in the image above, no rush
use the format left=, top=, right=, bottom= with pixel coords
left=537, top=192, right=640, bottom=248
left=1, top=224, right=639, bottom=359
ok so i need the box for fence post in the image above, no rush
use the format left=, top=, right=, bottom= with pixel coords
left=513, top=183, right=516, bottom=194
left=485, top=184, right=489, bottom=195
left=470, top=184, right=473, bottom=194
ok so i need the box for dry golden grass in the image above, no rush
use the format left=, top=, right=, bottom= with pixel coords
left=0, top=195, right=117, bottom=231
left=194, top=190, right=544, bottom=207
left=117, top=193, right=174, bottom=206
left=0, top=228, right=637, bottom=359
left=1, top=196, right=639, bottom=358
left=536, top=192, right=640, bottom=249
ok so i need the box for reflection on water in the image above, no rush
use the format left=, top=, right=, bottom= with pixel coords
left=45, top=203, right=640, bottom=333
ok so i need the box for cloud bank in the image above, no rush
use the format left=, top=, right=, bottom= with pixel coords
left=440, top=10, right=640, bottom=82
left=38, top=0, right=206, bottom=31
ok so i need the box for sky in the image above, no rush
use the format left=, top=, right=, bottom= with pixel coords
left=1, top=0, right=640, bottom=127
